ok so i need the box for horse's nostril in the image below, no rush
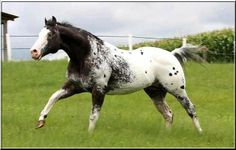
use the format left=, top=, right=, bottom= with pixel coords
left=31, top=49, right=41, bottom=60
left=32, top=49, right=38, bottom=53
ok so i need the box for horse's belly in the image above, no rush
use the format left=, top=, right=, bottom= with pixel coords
left=106, top=51, right=158, bottom=95
left=106, top=86, right=144, bottom=95
left=107, top=70, right=155, bottom=95
left=106, top=82, right=150, bottom=95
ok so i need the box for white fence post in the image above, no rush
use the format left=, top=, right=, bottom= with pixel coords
left=182, top=38, right=187, bottom=47
left=6, top=33, right=12, bottom=61
left=128, top=34, right=133, bottom=51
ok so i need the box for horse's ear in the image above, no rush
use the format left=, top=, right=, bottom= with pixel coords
left=45, top=18, right=48, bottom=25
left=52, top=16, right=57, bottom=24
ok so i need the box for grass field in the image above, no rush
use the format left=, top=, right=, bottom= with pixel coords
left=1, top=60, right=235, bottom=148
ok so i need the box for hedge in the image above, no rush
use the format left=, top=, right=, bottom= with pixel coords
left=119, top=28, right=234, bottom=63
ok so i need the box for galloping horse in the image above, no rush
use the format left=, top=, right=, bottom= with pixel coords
left=30, top=16, right=203, bottom=133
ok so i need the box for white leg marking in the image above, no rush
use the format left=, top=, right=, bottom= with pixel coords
left=38, top=89, right=67, bottom=121
left=88, top=107, right=100, bottom=134
left=192, top=117, right=203, bottom=133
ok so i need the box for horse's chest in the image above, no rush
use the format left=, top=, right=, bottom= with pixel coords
left=67, top=65, right=111, bottom=91
left=67, top=72, right=91, bottom=89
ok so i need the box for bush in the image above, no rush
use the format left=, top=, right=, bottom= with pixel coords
left=186, top=28, right=234, bottom=63
left=119, top=28, right=234, bottom=63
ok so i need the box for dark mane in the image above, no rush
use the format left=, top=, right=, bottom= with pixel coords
left=57, top=21, right=74, bottom=28
left=57, top=21, right=104, bottom=44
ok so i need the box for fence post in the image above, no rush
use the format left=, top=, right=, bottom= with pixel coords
left=128, top=34, right=133, bottom=50
left=182, top=38, right=187, bottom=46
left=6, top=33, right=12, bottom=61
left=3, top=21, right=8, bottom=61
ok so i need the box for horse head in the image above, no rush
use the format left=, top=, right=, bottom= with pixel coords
left=30, top=16, right=61, bottom=60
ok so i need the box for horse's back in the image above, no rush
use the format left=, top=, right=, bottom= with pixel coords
left=107, top=46, right=185, bottom=95
left=126, top=46, right=184, bottom=77
left=134, top=47, right=186, bottom=94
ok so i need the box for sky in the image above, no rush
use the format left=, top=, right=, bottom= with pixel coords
left=1, top=1, right=235, bottom=60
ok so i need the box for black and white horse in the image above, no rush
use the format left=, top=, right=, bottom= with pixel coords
left=30, top=16, right=204, bottom=133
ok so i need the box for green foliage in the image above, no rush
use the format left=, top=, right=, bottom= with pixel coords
left=1, top=60, right=234, bottom=148
left=132, top=38, right=183, bottom=51
left=186, top=28, right=234, bottom=63
left=119, top=28, right=235, bottom=62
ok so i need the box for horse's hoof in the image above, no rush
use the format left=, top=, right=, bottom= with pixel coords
left=36, top=120, right=45, bottom=129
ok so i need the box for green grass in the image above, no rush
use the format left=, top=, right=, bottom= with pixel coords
left=1, top=60, right=235, bottom=148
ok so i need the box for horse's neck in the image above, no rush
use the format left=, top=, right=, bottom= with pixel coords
left=58, top=25, right=119, bottom=68
left=87, top=36, right=116, bottom=57
left=59, top=26, right=90, bottom=62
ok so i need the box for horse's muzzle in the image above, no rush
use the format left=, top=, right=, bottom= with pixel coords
left=31, top=49, right=41, bottom=60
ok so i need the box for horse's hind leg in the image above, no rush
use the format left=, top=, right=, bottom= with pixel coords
left=144, top=86, right=173, bottom=129
left=172, top=89, right=202, bottom=133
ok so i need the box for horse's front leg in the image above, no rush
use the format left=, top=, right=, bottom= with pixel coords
left=88, top=86, right=105, bottom=134
left=36, top=80, right=83, bottom=129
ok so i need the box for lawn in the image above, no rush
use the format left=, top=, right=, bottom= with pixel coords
left=1, top=60, right=235, bottom=148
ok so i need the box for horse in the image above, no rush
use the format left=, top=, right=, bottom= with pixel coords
left=30, top=16, right=204, bottom=134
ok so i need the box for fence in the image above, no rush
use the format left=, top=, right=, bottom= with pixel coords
left=2, top=33, right=234, bottom=62
left=2, top=34, right=187, bottom=61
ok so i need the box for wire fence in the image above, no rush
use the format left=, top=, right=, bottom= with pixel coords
left=2, top=34, right=173, bottom=61
left=8, top=34, right=173, bottom=50
left=1, top=34, right=234, bottom=61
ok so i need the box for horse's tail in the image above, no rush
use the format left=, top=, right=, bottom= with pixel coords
left=171, top=44, right=207, bottom=66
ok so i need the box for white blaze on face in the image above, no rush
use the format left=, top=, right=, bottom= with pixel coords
left=30, top=27, right=50, bottom=53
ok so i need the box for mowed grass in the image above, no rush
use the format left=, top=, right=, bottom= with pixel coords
left=1, top=60, right=235, bottom=148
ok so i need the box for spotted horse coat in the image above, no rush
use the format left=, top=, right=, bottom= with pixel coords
left=30, top=16, right=204, bottom=134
